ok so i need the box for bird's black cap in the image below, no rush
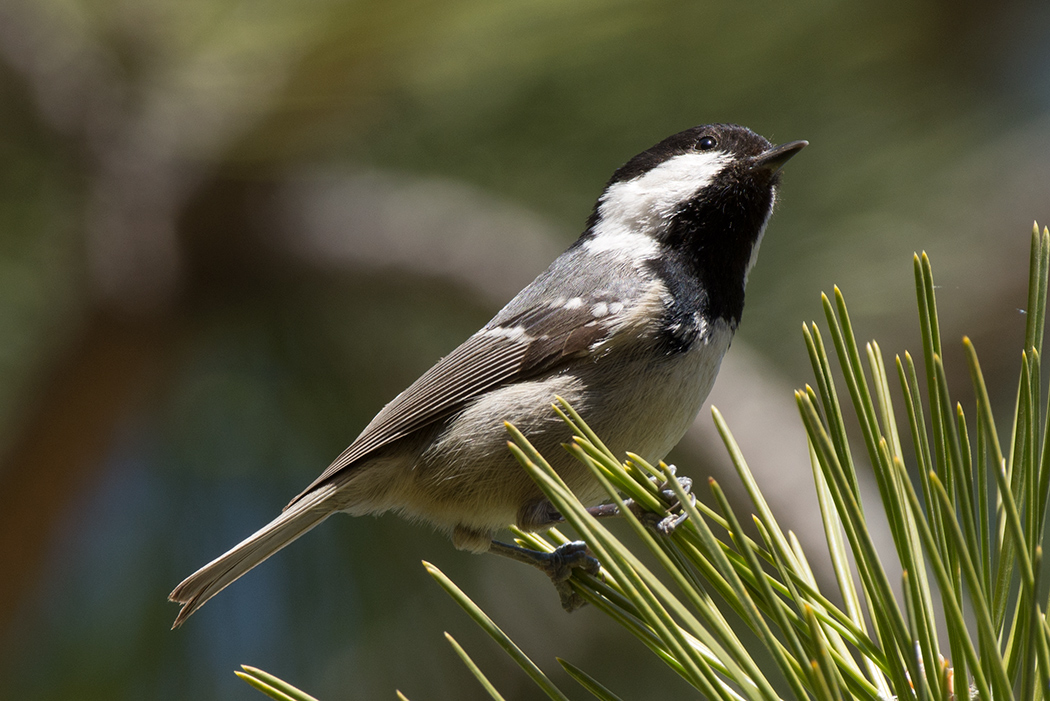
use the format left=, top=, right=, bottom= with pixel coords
left=608, top=124, right=781, bottom=186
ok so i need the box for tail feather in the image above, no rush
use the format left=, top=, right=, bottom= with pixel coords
left=169, top=485, right=336, bottom=628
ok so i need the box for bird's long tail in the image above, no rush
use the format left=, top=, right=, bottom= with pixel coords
left=168, top=484, right=337, bottom=628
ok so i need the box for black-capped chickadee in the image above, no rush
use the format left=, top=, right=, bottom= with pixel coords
left=170, top=123, right=806, bottom=626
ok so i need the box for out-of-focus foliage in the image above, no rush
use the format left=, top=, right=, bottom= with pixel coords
left=0, top=0, right=1048, bottom=699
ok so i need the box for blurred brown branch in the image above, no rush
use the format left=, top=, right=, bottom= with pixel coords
left=0, top=314, right=175, bottom=635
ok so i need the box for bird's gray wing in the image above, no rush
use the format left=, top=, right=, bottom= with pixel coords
left=284, top=299, right=621, bottom=507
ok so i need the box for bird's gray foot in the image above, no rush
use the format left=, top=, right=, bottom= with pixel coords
left=489, top=539, right=600, bottom=611
left=646, top=468, right=695, bottom=535
left=584, top=467, right=695, bottom=535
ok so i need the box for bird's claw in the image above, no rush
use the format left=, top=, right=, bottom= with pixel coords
left=584, top=468, right=695, bottom=534
left=631, top=467, right=696, bottom=534
left=488, top=539, right=600, bottom=612
left=544, top=541, right=601, bottom=611
left=541, top=540, right=602, bottom=582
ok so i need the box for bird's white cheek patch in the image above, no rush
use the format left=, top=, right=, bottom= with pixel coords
left=583, top=150, right=730, bottom=260
left=598, top=151, right=730, bottom=226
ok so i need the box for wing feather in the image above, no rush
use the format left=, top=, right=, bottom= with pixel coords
left=285, top=304, right=610, bottom=507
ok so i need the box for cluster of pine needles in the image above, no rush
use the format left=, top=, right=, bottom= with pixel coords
left=243, top=224, right=1050, bottom=701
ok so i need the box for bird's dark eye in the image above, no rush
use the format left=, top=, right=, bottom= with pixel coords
left=698, top=136, right=717, bottom=150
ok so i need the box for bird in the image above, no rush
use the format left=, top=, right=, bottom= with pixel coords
left=169, top=123, right=806, bottom=627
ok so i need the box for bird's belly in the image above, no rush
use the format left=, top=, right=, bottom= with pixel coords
left=586, top=318, right=734, bottom=468
left=390, top=320, right=734, bottom=541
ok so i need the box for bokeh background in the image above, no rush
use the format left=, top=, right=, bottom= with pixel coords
left=1, top=0, right=1049, bottom=698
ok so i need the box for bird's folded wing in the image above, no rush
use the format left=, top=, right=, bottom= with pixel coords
left=284, top=301, right=616, bottom=508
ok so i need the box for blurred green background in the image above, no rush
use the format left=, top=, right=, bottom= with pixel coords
left=1, top=0, right=1049, bottom=698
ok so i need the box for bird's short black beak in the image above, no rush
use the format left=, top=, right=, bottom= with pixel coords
left=751, top=140, right=808, bottom=174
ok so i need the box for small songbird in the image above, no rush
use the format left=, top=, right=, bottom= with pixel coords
left=169, top=123, right=806, bottom=626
